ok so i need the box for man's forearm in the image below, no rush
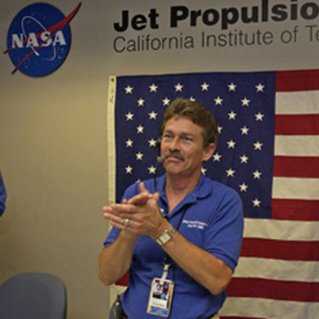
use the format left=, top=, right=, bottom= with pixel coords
left=99, top=231, right=138, bottom=286
left=159, top=229, right=233, bottom=295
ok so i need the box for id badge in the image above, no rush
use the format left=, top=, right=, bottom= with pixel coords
left=147, top=278, right=174, bottom=317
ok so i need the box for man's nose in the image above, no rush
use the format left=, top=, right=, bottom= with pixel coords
left=168, top=137, right=180, bottom=151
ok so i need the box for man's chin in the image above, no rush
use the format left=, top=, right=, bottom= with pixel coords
left=164, top=163, right=183, bottom=175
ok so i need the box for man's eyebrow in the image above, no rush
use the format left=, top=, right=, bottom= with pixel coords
left=163, top=130, right=196, bottom=139
left=177, top=133, right=195, bottom=141
left=180, top=132, right=195, bottom=137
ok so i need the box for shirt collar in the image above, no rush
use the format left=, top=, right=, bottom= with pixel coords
left=157, top=173, right=213, bottom=206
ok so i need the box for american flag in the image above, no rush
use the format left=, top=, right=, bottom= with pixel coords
left=107, top=70, right=319, bottom=319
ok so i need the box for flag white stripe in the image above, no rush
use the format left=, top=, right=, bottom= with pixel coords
left=244, top=219, right=319, bottom=241
left=235, top=258, right=319, bottom=282
left=274, top=136, right=319, bottom=156
left=107, top=76, right=117, bottom=206
left=276, top=91, right=319, bottom=114
left=220, top=297, right=319, bottom=319
left=272, top=177, right=319, bottom=200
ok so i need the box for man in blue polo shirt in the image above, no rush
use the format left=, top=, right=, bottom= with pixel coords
left=0, top=171, right=7, bottom=216
left=99, top=98, right=244, bottom=319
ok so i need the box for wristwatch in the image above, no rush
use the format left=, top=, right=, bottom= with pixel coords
left=156, top=227, right=176, bottom=246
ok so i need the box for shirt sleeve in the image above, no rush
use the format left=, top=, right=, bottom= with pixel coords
left=0, top=172, right=7, bottom=217
left=205, top=187, right=244, bottom=272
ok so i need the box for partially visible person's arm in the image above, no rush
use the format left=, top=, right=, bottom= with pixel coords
left=0, top=172, right=7, bottom=216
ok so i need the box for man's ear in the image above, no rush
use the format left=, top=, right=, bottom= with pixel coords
left=203, top=143, right=216, bottom=162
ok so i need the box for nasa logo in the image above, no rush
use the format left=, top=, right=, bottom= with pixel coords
left=5, top=3, right=81, bottom=77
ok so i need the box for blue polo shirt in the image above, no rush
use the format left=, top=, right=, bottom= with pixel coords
left=0, top=172, right=6, bottom=217
left=104, top=174, right=244, bottom=319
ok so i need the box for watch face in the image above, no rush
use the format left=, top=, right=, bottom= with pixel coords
left=156, top=228, right=175, bottom=245
left=161, top=233, right=171, bottom=243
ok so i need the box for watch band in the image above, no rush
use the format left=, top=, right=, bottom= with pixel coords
left=156, top=227, right=176, bottom=246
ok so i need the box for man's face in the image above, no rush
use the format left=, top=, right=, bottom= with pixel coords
left=160, top=116, right=215, bottom=178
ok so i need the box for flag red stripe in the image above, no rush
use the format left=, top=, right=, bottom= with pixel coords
left=276, top=69, right=319, bottom=92
left=275, top=114, right=319, bottom=135
left=227, top=278, right=319, bottom=302
left=273, top=156, right=319, bottom=178
left=272, top=198, right=319, bottom=221
left=240, top=238, right=319, bottom=261
left=116, top=271, right=129, bottom=286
